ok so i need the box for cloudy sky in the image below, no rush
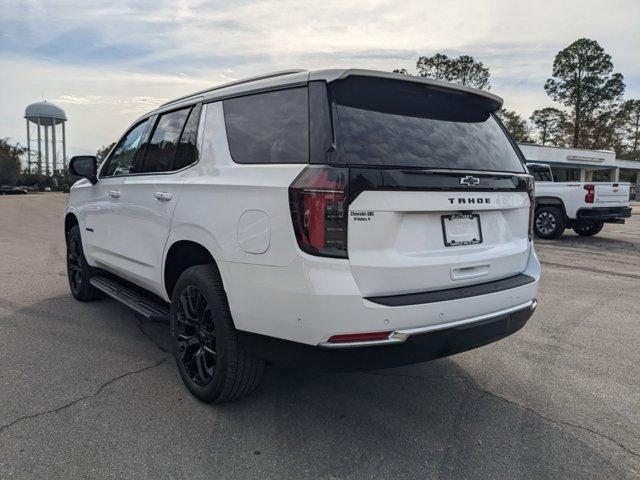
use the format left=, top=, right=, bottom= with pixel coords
left=1, top=0, right=639, bottom=156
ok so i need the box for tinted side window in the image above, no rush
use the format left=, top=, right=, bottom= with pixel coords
left=141, top=107, right=191, bottom=173
left=103, top=119, right=149, bottom=177
left=529, top=166, right=553, bottom=182
left=173, top=104, right=201, bottom=171
left=533, top=171, right=549, bottom=181
left=223, top=87, right=308, bottom=164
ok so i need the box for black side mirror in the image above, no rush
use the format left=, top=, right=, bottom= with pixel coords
left=69, top=156, right=98, bottom=184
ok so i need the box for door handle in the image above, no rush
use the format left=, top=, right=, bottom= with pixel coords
left=109, top=190, right=121, bottom=199
left=154, top=191, right=173, bottom=201
left=451, top=265, right=490, bottom=281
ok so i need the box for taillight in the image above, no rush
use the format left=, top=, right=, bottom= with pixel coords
left=289, top=165, right=349, bottom=258
left=526, top=175, right=535, bottom=240
left=584, top=184, right=595, bottom=203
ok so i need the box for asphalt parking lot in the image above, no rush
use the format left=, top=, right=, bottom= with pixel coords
left=1, top=193, right=639, bottom=480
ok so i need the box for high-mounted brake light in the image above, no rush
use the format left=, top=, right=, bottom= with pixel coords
left=584, top=184, right=595, bottom=204
left=289, top=166, right=349, bottom=258
left=526, top=175, right=535, bottom=240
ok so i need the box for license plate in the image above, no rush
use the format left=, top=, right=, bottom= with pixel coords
left=441, top=214, right=482, bottom=247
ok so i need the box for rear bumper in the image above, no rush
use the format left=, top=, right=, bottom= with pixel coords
left=576, top=206, right=631, bottom=222
left=318, top=299, right=536, bottom=348
left=238, top=300, right=536, bottom=371
left=226, top=243, right=540, bottom=352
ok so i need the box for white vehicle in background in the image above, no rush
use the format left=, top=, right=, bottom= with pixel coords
left=527, top=163, right=632, bottom=239
left=64, top=69, right=540, bottom=403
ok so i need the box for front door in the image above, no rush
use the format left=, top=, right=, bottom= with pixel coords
left=83, top=117, right=151, bottom=271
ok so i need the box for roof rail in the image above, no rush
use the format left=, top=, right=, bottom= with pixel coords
left=160, top=69, right=308, bottom=108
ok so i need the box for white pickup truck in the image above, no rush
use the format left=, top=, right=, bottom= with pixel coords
left=527, top=163, right=632, bottom=238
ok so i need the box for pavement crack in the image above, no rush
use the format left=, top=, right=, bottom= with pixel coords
left=469, top=385, right=640, bottom=459
left=362, top=370, right=639, bottom=459
left=0, top=355, right=171, bottom=435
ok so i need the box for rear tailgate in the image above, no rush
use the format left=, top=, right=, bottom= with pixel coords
left=319, top=75, right=533, bottom=298
left=347, top=170, right=531, bottom=297
left=595, top=183, right=630, bottom=206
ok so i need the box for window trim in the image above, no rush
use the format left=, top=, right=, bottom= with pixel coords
left=221, top=85, right=310, bottom=165
left=202, top=81, right=309, bottom=106
left=98, top=102, right=203, bottom=180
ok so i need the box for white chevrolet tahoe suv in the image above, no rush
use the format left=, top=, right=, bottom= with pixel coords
left=527, top=163, right=631, bottom=239
left=65, top=69, right=540, bottom=403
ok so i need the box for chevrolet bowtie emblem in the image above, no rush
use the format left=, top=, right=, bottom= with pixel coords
left=460, top=176, right=480, bottom=186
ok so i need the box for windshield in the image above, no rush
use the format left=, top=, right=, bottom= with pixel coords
left=328, top=76, right=525, bottom=173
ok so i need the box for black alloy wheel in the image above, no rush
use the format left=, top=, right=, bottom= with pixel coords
left=573, top=221, right=604, bottom=237
left=67, top=231, right=83, bottom=294
left=170, top=264, right=265, bottom=403
left=175, top=286, right=217, bottom=386
left=66, top=224, right=101, bottom=301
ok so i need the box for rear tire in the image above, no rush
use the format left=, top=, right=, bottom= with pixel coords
left=534, top=206, right=565, bottom=239
left=66, top=225, right=102, bottom=301
left=170, top=264, right=265, bottom=403
left=573, top=222, right=604, bottom=236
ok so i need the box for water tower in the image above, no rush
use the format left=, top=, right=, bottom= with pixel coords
left=24, top=102, right=67, bottom=177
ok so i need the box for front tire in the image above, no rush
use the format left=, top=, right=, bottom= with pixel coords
left=66, top=225, right=102, bottom=301
left=573, top=222, right=604, bottom=236
left=534, top=206, right=566, bottom=239
left=170, top=264, right=265, bottom=403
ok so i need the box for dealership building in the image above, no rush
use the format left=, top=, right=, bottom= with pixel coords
left=518, top=143, right=640, bottom=200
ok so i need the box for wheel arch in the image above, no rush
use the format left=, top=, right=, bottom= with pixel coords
left=535, top=197, right=566, bottom=217
left=163, top=240, right=218, bottom=300
left=65, top=212, right=79, bottom=238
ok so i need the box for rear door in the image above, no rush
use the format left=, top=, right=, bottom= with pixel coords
left=325, top=75, right=532, bottom=297
left=114, top=103, right=201, bottom=295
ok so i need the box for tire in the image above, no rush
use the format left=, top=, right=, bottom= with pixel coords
left=573, top=221, right=604, bottom=237
left=534, top=206, right=566, bottom=239
left=66, top=224, right=102, bottom=301
left=170, top=264, right=265, bottom=403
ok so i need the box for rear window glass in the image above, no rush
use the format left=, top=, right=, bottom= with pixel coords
left=223, top=87, right=308, bottom=164
left=329, top=76, right=525, bottom=173
left=173, top=104, right=201, bottom=171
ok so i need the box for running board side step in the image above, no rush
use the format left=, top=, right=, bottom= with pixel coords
left=90, top=276, right=170, bottom=322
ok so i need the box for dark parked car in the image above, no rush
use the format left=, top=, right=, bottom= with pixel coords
left=0, top=185, right=28, bottom=195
